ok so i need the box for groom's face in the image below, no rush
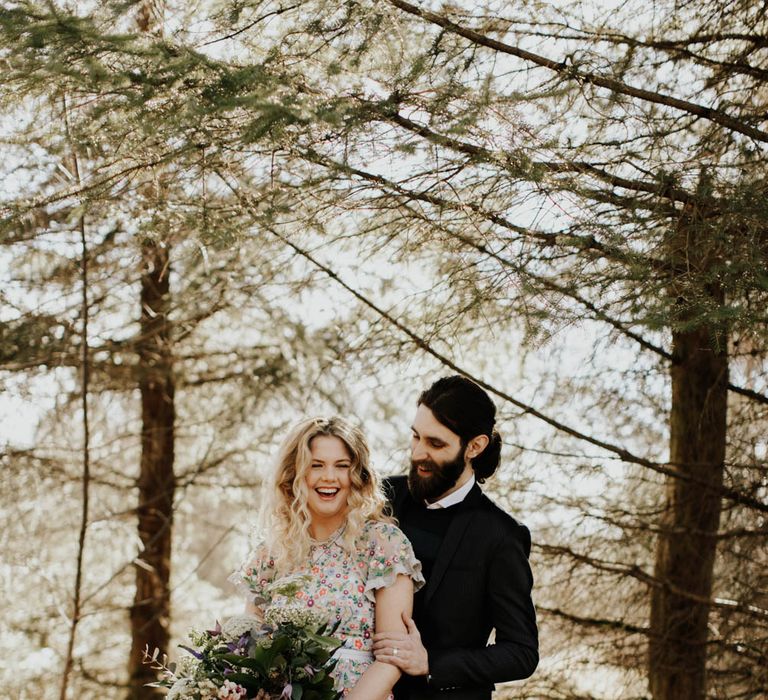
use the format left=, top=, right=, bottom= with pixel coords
left=409, top=404, right=469, bottom=503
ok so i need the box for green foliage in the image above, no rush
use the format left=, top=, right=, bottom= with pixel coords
left=0, top=313, right=73, bottom=365
left=151, top=617, right=342, bottom=699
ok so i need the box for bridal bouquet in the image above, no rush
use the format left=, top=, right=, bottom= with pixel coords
left=145, top=577, right=342, bottom=700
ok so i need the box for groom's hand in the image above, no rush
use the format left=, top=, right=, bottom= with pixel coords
left=372, top=613, right=429, bottom=676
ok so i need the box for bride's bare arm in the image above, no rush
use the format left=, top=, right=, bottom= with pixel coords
left=345, top=574, right=414, bottom=700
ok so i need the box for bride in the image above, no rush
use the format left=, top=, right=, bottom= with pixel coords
left=231, top=417, right=424, bottom=699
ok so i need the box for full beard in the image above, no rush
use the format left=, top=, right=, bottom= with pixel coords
left=408, top=450, right=466, bottom=503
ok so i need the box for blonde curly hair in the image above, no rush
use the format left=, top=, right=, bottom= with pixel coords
left=259, top=416, right=391, bottom=575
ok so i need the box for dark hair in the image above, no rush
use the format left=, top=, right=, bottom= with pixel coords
left=418, top=375, right=502, bottom=482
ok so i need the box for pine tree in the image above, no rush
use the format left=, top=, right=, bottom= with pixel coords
left=3, top=1, right=767, bottom=698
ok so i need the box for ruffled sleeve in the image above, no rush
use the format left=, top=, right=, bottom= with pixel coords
left=361, top=521, right=425, bottom=603
left=228, top=541, right=276, bottom=604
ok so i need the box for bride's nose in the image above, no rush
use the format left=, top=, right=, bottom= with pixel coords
left=318, top=463, right=337, bottom=481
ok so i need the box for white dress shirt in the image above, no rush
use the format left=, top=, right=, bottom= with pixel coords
left=425, top=473, right=476, bottom=509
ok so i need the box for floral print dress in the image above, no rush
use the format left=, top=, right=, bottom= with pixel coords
left=231, top=519, right=424, bottom=696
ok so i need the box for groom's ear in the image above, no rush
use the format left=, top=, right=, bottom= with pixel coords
left=466, top=434, right=490, bottom=460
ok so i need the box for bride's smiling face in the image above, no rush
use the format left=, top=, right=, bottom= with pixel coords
left=304, top=435, right=353, bottom=533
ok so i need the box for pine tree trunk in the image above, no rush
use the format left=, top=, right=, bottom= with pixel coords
left=128, top=239, right=175, bottom=699
left=649, top=215, right=728, bottom=698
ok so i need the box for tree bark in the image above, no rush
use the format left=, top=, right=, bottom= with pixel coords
left=127, top=238, right=175, bottom=699
left=649, top=214, right=728, bottom=699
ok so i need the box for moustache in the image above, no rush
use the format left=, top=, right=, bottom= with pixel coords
left=411, top=459, right=438, bottom=473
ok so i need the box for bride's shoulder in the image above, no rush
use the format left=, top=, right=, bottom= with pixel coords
left=354, top=519, right=424, bottom=592
left=357, top=518, right=409, bottom=546
left=230, top=539, right=277, bottom=597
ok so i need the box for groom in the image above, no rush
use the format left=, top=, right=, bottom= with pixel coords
left=374, top=375, right=538, bottom=699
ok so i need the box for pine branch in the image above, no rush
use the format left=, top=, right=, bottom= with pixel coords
left=728, top=384, right=768, bottom=406
left=215, top=168, right=768, bottom=515
left=303, top=151, right=768, bottom=407
left=488, top=20, right=768, bottom=82
left=537, top=605, right=648, bottom=636
left=370, top=102, right=700, bottom=209
left=200, top=4, right=301, bottom=46
left=554, top=27, right=768, bottom=82
left=538, top=604, right=767, bottom=661
left=538, top=542, right=768, bottom=622
left=385, top=0, right=768, bottom=143
left=300, top=147, right=672, bottom=272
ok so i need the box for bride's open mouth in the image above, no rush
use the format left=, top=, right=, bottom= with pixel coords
left=316, top=487, right=340, bottom=500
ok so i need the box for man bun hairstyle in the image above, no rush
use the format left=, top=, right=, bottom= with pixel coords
left=418, top=375, right=502, bottom=482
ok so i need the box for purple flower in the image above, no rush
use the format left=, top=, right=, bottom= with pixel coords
left=207, top=620, right=222, bottom=636
left=225, top=634, right=249, bottom=655
left=280, top=683, right=293, bottom=699
left=178, top=644, right=204, bottom=660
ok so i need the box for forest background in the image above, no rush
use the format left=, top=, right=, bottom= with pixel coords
left=1, top=0, right=767, bottom=699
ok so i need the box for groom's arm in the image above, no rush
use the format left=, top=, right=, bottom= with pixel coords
left=425, top=524, right=538, bottom=689
left=375, top=478, right=537, bottom=686
left=374, top=523, right=538, bottom=687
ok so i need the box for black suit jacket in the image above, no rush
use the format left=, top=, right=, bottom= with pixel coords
left=384, top=476, right=538, bottom=700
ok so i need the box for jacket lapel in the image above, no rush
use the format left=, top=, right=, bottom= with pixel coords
left=424, top=483, right=484, bottom=607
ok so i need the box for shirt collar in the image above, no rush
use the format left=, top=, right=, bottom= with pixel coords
left=425, top=473, right=476, bottom=510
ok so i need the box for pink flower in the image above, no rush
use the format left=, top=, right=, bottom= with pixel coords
left=280, top=683, right=293, bottom=699
left=217, top=680, right=247, bottom=699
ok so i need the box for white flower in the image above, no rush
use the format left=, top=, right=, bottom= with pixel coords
left=197, top=679, right=220, bottom=699
left=176, top=656, right=197, bottom=676
left=221, top=614, right=262, bottom=640
left=167, top=678, right=197, bottom=700
left=264, top=603, right=326, bottom=629
left=167, top=678, right=223, bottom=700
